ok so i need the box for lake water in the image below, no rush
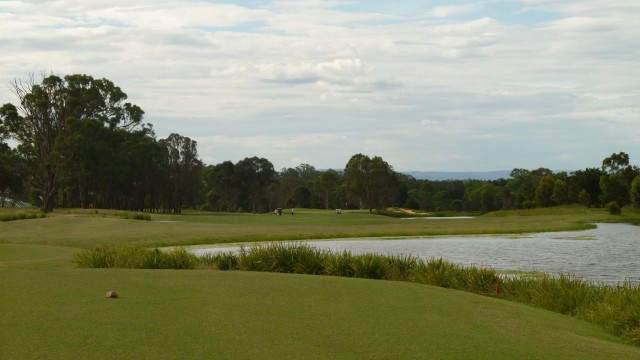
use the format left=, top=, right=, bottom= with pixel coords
left=191, top=223, right=640, bottom=285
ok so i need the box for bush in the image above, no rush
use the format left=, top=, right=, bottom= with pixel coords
left=607, top=201, right=621, bottom=215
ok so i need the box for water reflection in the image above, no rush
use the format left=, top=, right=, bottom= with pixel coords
left=192, top=223, right=640, bottom=285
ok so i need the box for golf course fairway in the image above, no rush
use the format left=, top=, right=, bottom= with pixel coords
left=2, top=208, right=640, bottom=358
left=2, top=243, right=640, bottom=359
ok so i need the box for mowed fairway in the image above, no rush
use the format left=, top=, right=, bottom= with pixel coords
left=0, top=207, right=629, bottom=248
left=2, top=209, right=640, bottom=358
left=3, top=260, right=640, bottom=359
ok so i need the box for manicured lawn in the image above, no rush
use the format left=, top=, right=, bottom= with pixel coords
left=2, top=207, right=640, bottom=358
left=2, top=263, right=639, bottom=359
left=0, top=207, right=633, bottom=248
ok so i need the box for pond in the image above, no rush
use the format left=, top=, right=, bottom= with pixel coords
left=191, top=223, right=640, bottom=285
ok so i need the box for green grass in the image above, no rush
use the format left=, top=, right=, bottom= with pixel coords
left=0, top=244, right=76, bottom=269
left=75, top=246, right=198, bottom=269
left=78, top=242, right=640, bottom=344
left=2, top=207, right=640, bottom=358
left=1, top=206, right=634, bottom=248
left=2, top=266, right=640, bottom=359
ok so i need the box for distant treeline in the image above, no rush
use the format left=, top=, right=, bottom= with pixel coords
left=2, top=73, right=640, bottom=213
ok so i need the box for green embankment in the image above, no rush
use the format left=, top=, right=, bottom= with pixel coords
left=0, top=206, right=632, bottom=248
left=2, top=260, right=639, bottom=359
left=1, top=207, right=640, bottom=358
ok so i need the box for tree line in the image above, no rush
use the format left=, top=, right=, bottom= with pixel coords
left=2, top=74, right=640, bottom=213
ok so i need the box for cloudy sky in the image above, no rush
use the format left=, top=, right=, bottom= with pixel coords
left=1, top=0, right=638, bottom=172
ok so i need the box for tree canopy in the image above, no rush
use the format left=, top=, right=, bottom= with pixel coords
left=3, top=73, right=639, bottom=215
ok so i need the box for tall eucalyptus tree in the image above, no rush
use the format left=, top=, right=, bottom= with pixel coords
left=159, top=133, right=203, bottom=214
left=0, top=73, right=144, bottom=212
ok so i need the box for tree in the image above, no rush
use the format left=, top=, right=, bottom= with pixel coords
left=118, top=128, right=166, bottom=212
left=630, top=175, right=640, bottom=209
left=235, top=156, right=275, bottom=213
left=313, top=169, right=340, bottom=209
left=507, top=169, right=534, bottom=208
left=602, top=152, right=630, bottom=174
left=480, top=183, right=504, bottom=213
left=277, top=167, right=303, bottom=208
left=599, top=173, right=629, bottom=206
left=417, top=181, right=431, bottom=210
left=159, top=133, right=203, bottom=214
left=570, top=168, right=603, bottom=206
left=600, top=152, right=640, bottom=205
left=507, top=168, right=553, bottom=208
left=552, top=179, right=568, bottom=205
left=536, top=175, right=554, bottom=207
left=295, top=163, right=318, bottom=182
left=0, top=142, right=26, bottom=207
left=344, top=154, right=396, bottom=213
left=432, top=190, right=451, bottom=211
left=205, top=161, right=238, bottom=211
left=578, top=189, right=591, bottom=207
left=0, top=73, right=144, bottom=212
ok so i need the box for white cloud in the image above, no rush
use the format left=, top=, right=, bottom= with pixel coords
left=431, top=4, right=480, bottom=18
left=1, top=0, right=639, bottom=171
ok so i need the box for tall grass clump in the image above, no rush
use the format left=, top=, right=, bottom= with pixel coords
left=500, top=273, right=601, bottom=315
left=200, top=251, right=239, bottom=270
left=0, top=211, right=46, bottom=222
left=386, top=254, right=420, bottom=281
left=323, top=250, right=357, bottom=277
left=75, top=247, right=196, bottom=269
left=497, top=274, right=640, bottom=344
left=562, top=280, right=640, bottom=345
left=139, top=248, right=197, bottom=269
left=236, top=242, right=328, bottom=274
left=75, top=246, right=142, bottom=268
left=351, top=253, right=390, bottom=279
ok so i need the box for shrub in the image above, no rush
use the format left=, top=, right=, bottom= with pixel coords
left=607, top=201, right=621, bottom=215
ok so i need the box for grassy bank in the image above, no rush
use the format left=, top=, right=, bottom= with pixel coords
left=3, top=207, right=640, bottom=358
left=1, top=206, right=635, bottom=248
left=76, top=242, right=640, bottom=345
left=2, top=263, right=639, bottom=358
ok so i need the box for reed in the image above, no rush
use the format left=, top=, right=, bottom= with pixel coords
left=200, top=251, right=238, bottom=270
left=234, top=242, right=328, bottom=274
left=323, top=250, right=357, bottom=277
left=74, top=246, right=197, bottom=269
left=351, top=253, right=389, bottom=279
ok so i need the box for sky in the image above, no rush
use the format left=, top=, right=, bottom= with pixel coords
left=0, top=0, right=638, bottom=172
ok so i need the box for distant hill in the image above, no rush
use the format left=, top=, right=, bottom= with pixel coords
left=403, top=170, right=511, bottom=181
